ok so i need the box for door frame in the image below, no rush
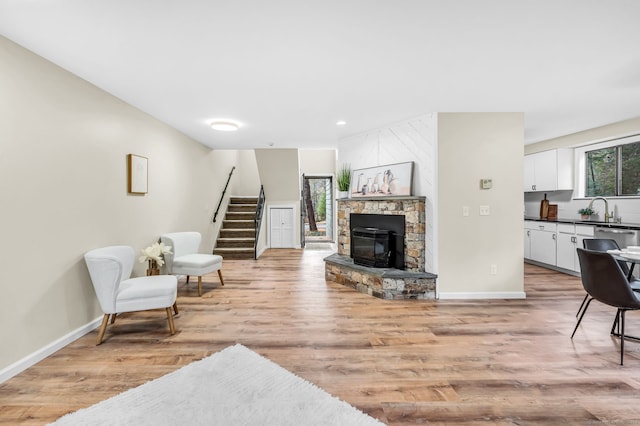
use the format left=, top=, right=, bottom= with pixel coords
left=300, top=174, right=335, bottom=244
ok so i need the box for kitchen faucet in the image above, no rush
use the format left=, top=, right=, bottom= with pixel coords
left=588, top=196, right=611, bottom=223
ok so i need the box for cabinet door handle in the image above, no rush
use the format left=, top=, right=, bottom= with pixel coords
left=527, top=230, right=530, bottom=236
left=532, top=185, right=536, bottom=191
left=552, top=234, right=557, bottom=240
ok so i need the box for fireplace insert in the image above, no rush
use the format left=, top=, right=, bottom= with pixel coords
left=352, top=227, right=392, bottom=267
left=350, top=213, right=405, bottom=269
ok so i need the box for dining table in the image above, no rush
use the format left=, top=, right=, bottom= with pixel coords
left=606, top=248, right=640, bottom=341
left=606, top=248, right=640, bottom=280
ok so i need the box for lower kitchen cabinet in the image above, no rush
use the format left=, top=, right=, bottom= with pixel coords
left=556, top=224, right=594, bottom=272
left=525, top=221, right=557, bottom=265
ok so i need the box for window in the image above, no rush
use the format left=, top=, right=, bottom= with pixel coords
left=585, top=141, right=640, bottom=197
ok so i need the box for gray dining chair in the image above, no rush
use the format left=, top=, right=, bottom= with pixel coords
left=576, top=239, right=640, bottom=318
left=572, top=248, right=640, bottom=365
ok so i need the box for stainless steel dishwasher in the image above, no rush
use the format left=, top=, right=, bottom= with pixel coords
left=594, top=226, right=640, bottom=249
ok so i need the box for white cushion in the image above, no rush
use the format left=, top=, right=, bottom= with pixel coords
left=116, top=275, right=177, bottom=313
left=172, top=254, right=223, bottom=276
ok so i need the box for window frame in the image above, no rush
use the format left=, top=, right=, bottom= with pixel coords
left=574, top=133, right=640, bottom=199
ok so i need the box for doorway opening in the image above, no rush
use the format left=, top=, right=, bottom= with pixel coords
left=302, top=176, right=334, bottom=243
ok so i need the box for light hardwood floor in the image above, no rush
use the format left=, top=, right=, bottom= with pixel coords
left=3, top=245, right=640, bottom=425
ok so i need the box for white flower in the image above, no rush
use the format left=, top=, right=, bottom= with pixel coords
left=139, top=242, right=173, bottom=267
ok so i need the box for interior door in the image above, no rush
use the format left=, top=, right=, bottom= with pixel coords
left=270, top=207, right=295, bottom=248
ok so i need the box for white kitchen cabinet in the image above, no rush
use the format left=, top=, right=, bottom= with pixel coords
left=556, top=226, right=576, bottom=271
left=525, top=221, right=557, bottom=265
left=523, top=148, right=574, bottom=192
left=556, top=224, right=594, bottom=272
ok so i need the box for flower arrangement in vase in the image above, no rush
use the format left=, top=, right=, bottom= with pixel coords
left=139, top=242, right=172, bottom=275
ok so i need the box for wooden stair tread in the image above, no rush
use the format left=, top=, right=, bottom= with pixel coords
left=214, top=195, right=260, bottom=260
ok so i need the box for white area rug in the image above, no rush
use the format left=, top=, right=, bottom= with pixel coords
left=50, top=344, right=384, bottom=425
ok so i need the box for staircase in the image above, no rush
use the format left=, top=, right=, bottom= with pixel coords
left=213, top=197, right=258, bottom=260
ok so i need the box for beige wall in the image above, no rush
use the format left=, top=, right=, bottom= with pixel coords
left=525, top=116, right=640, bottom=153
left=437, top=113, right=525, bottom=297
left=299, top=149, right=336, bottom=176
left=254, top=149, right=301, bottom=248
left=232, top=150, right=261, bottom=197
left=0, top=36, right=238, bottom=371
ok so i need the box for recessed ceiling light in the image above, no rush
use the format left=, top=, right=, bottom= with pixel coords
left=210, top=120, right=240, bottom=132
left=336, top=120, right=347, bottom=126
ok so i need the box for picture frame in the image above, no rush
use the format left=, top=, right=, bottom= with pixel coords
left=350, top=161, right=414, bottom=198
left=127, top=154, right=148, bottom=194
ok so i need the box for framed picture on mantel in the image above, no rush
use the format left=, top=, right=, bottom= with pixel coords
left=350, top=161, right=413, bottom=198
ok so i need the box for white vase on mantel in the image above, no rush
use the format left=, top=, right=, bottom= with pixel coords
left=338, top=191, right=349, bottom=199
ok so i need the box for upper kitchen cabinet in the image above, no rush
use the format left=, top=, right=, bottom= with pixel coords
left=524, top=148, right=573, bottom=192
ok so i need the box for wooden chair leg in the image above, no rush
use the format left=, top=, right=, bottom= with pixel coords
left=186, top=275, right=190, bottom=284
left=198, top=276, right=203, bottom=296
left=109, top=314, right=117, bottom=324
left=96, top=314, right=109, bottom=345
left=166, top=307, right=176, bottom=335
left=218, top=269, right=225, bottom=286
left=173, top=302, right=179, bottom=315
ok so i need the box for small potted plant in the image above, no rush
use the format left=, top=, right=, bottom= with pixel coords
left=337, top=163, right=351, bottom=199
left=578, top=207, right=595, bottom=220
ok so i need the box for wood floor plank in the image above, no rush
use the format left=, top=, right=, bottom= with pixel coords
left=2, top=247, right=640, bottom=424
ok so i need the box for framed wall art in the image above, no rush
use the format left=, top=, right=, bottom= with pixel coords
left=127, top=154, right=148, bottom=194
left=350, top=161, right=413, bottom=198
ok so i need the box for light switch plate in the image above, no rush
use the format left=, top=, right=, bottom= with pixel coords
left=463, top=206, right=470, bottom=217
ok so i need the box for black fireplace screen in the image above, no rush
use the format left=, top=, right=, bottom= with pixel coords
left=352, top=227, right=391, bottom=267
left=350, top=213, right=405, bottom=269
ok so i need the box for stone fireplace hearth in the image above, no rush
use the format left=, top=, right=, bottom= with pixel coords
left=324, top=196, right=436, bottom=300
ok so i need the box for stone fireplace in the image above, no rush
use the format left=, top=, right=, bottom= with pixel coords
left=324, top=196, right=436, bottom=300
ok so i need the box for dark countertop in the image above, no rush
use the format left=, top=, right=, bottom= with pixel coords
left=524, top=216, right=640, bottom=230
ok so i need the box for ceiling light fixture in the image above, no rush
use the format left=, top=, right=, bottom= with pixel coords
left=336, top=120, right=347, bottom=126
left=210, top=120, right=240, bottom=132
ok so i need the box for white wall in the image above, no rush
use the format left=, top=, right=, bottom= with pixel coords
left=338, top=114, right=438, bottom=272
left=0, top=35, right=239, bottom=373
left=438, top=113, right=525, bottom=298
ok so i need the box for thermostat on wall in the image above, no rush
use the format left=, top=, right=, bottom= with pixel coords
left=480, top=179, right=492, bottom=189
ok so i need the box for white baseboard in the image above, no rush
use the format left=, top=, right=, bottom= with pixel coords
left=438, top=291, right=526, bottom=300
left=0, top=316, right=103, bottom=384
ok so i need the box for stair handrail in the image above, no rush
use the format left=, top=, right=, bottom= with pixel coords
left=212, top=166, right=236, bottom=223
left=254, top=185, right=265, bottom=259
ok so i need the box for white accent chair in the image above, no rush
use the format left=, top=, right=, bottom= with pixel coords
left=161, top=232, right=224, bottom=297
left=84, top=245, right=178, bottom=345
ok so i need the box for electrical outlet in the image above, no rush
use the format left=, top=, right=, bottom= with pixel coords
left=490, top=264, right=497, bottom=275
left=479, top=205, right=490, bottom=216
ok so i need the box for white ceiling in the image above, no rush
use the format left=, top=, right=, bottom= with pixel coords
left=1, top=0, right=639, bottom=150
